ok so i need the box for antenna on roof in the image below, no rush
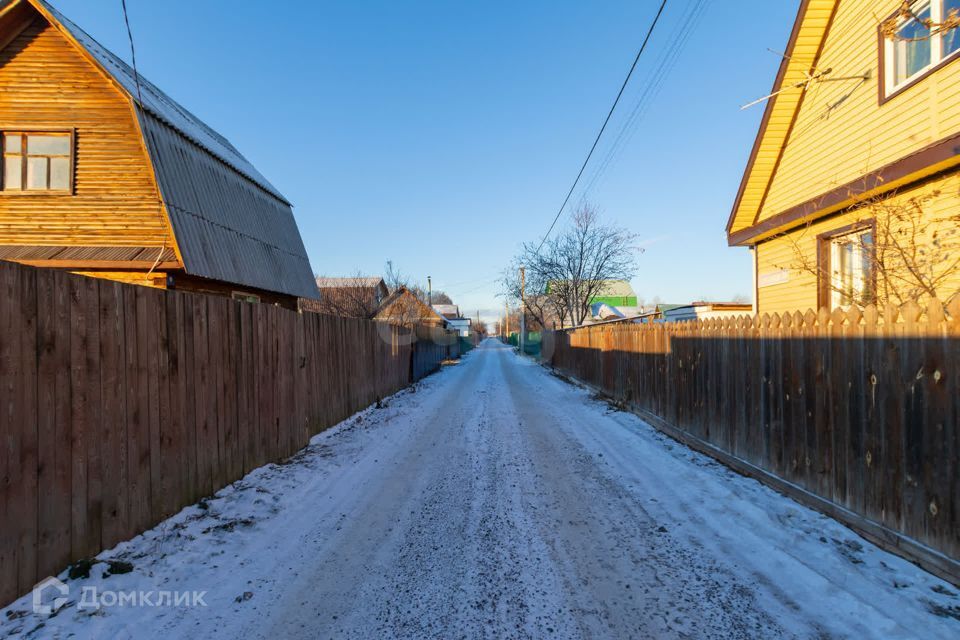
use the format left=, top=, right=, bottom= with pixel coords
left=740, top=65, right=874, bottom=111
left=740, top=68, right=834, bottom=110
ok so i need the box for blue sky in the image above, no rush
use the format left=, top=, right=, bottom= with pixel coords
left=51, top=0, right=799, bottom=321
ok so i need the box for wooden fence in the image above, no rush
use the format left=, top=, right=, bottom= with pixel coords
left=543, top=299, right=960, bottom=584
left=0, top=260, right=458, bottom=605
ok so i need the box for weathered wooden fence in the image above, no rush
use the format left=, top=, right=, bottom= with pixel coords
left=543, top=300, right=960, bottom=584
left=0, top=260, right=458, bottom=605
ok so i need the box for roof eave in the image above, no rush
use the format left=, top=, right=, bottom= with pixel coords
left=726, top=0, right=838, bottom=242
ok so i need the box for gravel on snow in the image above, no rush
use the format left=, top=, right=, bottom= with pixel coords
left=3, top=340, right=959, bottom=639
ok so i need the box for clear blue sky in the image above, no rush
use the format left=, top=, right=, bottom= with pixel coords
left=52, top=0, right=799, bottom=322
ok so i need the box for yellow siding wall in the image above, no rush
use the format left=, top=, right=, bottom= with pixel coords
left=758, top=0, right=960, bottom=221
left=756, top=172, right=960, bottom=315
left=0, top=18, right=173, bottom=247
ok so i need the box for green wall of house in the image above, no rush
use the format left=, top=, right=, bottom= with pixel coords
left=591, top=295, right=638, bottom=307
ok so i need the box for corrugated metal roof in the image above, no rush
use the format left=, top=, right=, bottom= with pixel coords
left=26, top=0, right=319, bottom=300
left=596, top=280, right=636, bottom=298
left=316, top=277, right=385, bottom=289
left=431, top=304, right=460, bottom=319
left=141, top=114, right=318, bottom=299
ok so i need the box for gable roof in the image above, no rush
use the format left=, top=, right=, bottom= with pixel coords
left=375, top=287, right=447, bottom=323
left=726, top=0, right=839, bottom=244
left=596, top=280, right=636, bottom=298
left=546, top=279, right=636, bottom=298
left=30, top=0, right=285, bottom=202
left=12, top=0, right=318, bottom=299
left=432, top=304, right=460, bottom=319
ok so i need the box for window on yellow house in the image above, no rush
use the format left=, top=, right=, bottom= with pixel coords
left=884, top=1, right=960, bottom=95
left=827, top=228, right=875, bottom=308
left=2, top=132, right=73, bottom=192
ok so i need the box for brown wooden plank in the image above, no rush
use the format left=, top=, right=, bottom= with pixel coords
left=179, top=293, right=198, bottom=506
left=192, top=295, right=212, bottom=497
left=207, top=297, right=225, bottom=488
left=0, top=263, right=13, bottom=604
left=156, top=289, right=175, bottom=519
left=17, top=264, right=38, bottom=594
left=98, top=281, right=128, bottom=550
left=125, top=286, right=150, bottom=538
left=36, top=269, right=72, bottom=580
left=69, top=274, right=101, bottom=560
left=166, top=292, right=187, bottom=510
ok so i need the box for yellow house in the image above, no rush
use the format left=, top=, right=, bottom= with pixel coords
left=728, top=0, right=960, bottom=315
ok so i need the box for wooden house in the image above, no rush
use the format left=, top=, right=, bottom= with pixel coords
left=660, top=301, right=754, bottom=323
left=728, top=0, right=960, bottom=315
left=0, top=0, right=318, bottom=307
left=373, top=286, right=447, bottom=327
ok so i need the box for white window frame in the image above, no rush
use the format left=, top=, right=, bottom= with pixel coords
left=884, top=0, right=960, bottom=96
left=829, top=228, right=874, bottom=309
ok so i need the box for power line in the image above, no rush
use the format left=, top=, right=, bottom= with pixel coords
left=120, top=0, right=145, bottom=108
left=577, top=0, right=709, bottom=204
left=535, top=0, right=669, bottom=254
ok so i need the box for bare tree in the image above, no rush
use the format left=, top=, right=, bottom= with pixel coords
left=501, top=204, right=640, bottom=328
left=501, top=252, right=558, bottom=330
left=415, top=289, right=453, bottom=306
left=384, top=260, right=409, bottom=293
left=384, top=260, right=456, bottom=307
left=307, top=272, right=384, bottom=319
left=780, top=187, right=960, bottom=307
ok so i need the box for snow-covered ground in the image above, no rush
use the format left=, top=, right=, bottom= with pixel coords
left=3, top=339, right=959, bottom=639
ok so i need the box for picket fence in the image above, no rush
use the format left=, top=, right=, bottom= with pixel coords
left=544, top=299, right=960, bottom=584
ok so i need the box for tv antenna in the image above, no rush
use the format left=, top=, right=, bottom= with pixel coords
left=741, top=66, right=872, bottom=111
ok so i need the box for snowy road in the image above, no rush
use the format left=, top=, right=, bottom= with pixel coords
left=3, top=340, right=959, bottom=639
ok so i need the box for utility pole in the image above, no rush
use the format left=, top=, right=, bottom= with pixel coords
left=504, top=301, right=509, bottom=339
left=427, top=275, right=432, bottom=306
left=519, top=265, right=526, bottom=355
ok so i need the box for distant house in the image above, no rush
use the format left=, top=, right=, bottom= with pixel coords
left=590, top=280, right=638, bottom=307
left=432, top=304, right=471, bottom=336
left=545, top=280, right=638, bottom=308
left=374, top=287, right=447, bottom=327
left=301, top=277, right=388, bottom=317
left=432, top=304, right=460, bottom=320
left=661, top=302, right=753, bottom=323
left=632, top=304, right=684, bottom=324
left=728, top=0, right=960, bottom=314
left=590, top=302, right=626, bottom=322
left=0, top=0, right=318, bottom=308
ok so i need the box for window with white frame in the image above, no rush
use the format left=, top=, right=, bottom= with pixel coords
left=828, top=227, right=875, bottom=308
left=884, top=0, right=960, bottom=94
left=1, top=132, right=73, bottom=192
